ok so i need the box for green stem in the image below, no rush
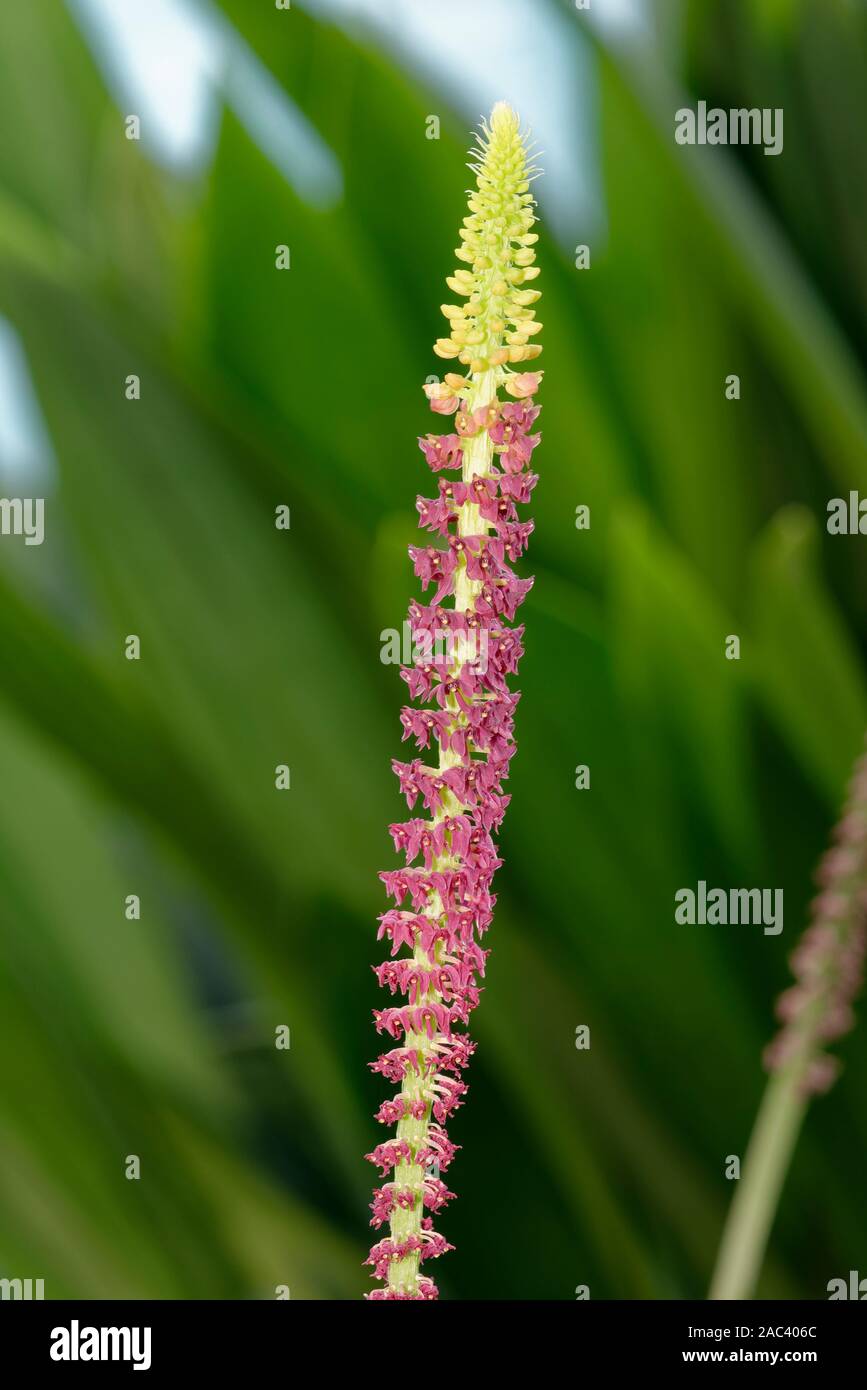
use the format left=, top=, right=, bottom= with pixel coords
left=709, top=1064, right=807, bottom=1300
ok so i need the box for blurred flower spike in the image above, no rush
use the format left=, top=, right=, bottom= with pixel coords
left=765, top=740, right=867, bottom=1096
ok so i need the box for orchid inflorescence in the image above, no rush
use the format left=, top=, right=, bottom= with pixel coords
left=710, top=737, right=867, bottom=1300
left=364, top=102, right=543, bottom=1300
left=764, top=737, right=867, bottom=1096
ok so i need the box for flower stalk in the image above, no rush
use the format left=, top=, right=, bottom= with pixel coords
left=364, top=103, right=543, bottom=1299
left=710, top=739, right=867, bottom=1300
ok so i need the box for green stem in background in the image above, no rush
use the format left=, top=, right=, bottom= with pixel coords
left=710, top=738, right=867, bottom=1300
left=709, top=1066, right=806, bottom=1300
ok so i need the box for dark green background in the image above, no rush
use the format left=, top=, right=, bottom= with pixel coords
left=0, top=0, right=865, bottom=1299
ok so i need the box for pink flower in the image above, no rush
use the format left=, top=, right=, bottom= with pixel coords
left=764, top=741, right=867, bottom=1095
left=365, top=102, right=543, bottom=1300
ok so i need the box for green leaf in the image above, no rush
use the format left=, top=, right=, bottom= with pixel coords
left=750, top=504, right=867, bottom=802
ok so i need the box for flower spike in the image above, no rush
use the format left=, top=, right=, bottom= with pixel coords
left=710, top=736, right=867, bottom=1300
left=364, top=102, right=543, bottom=1300
left=764, top=739, right=867, bottom=1095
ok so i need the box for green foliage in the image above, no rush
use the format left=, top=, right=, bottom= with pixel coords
left=0, top=0, right=864, bottom=1298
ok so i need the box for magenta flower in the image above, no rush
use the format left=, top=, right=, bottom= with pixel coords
left=364, top=103, right=542, bottom=1299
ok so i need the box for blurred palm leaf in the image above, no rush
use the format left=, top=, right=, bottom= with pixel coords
left=0, top=0, right=865, bottom=1299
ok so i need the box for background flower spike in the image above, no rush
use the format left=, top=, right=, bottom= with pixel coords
left=710, top=735, right=867, bottom=1301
